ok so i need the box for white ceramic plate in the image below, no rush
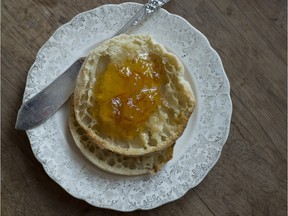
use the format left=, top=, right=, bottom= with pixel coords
left=24, top=3, right=232, bottom=211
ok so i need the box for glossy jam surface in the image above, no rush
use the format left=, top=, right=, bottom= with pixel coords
left=93, top=53, right=165, bottom=140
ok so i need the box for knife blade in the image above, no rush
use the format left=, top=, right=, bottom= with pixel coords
left=16, top=0, right=170, bottom=130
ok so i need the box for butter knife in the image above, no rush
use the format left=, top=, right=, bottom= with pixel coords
left=16, top=0, right=170, bottom=130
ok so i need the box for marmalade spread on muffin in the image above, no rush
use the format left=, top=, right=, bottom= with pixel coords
left=92, top=53, right=166, bottom=140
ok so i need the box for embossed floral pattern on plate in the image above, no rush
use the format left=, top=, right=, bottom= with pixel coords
left=23, top=2, right=232, bottom=211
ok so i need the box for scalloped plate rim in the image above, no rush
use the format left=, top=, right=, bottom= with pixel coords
left=23, top=2, right=233, bottom=212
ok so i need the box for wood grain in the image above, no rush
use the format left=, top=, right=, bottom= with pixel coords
left=2, top=0, right=286, bottom=215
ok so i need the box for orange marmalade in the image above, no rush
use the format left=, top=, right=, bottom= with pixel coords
left=92, top=53, right=165, bottom=140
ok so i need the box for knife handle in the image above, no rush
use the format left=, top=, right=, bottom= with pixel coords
left=145, top=0, right=171, bottom=15
left=113, top=0, right=171, bottom=37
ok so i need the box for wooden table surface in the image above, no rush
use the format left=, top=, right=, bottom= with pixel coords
left=2, top=0, right=287, bottom=215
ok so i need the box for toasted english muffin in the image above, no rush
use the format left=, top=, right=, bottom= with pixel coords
left=74, top=34, right=195, bottom=156
left=69, top=97, right=174, bottom=175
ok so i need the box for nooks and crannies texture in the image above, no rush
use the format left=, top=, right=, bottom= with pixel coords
left=69, top=99, right=174, bottom=175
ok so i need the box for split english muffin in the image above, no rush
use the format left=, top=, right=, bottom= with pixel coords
left=70, top=34, right=195, bottom=175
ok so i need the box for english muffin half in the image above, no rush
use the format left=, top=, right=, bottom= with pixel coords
left=74, top=34, right=195, bottom=156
